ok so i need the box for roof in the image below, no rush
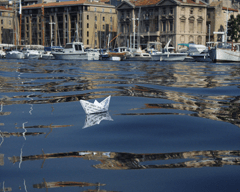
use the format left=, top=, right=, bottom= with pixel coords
left=177, top=0, right=205, bottom=5
left=0, top=6, right=12, bottom=10
left=222, top=6, right=238, bottom=12
left=22, top=0, right=110, bottom=9
left=129, top=0, right=160, bottom=6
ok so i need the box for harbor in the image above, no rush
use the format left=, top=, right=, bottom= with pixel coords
left=0, top=59, right=240, bottom=191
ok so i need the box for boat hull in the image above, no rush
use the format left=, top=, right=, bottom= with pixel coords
left=151, top=53, right=187, bottom=61
left=52, top=52, right=99, bottom=60
left=190, top=53, right=211, bottom=62
left=209, top=48, right=240, bottom=62
left=5, top=52, right=25, bottom=59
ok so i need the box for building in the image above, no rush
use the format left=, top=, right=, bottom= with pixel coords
left=21, top=0, right=118, bottom=48
left=116, top=0, right=207, bottom=49
left=206, top=1, right=239, bottom=42
left=0, top=3, right=13, bottom=44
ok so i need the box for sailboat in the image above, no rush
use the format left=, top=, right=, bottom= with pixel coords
left=5, top=0, right=25, bottom=59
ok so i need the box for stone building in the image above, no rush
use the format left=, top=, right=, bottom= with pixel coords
left=206, top=1, right=239, bottom=42
left=117, top=0, right=207, bottom=49
left=0, top=4, right=13, bottom=44
left=21, top=0, right=117, bottom=48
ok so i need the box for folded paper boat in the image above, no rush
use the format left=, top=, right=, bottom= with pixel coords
left=80, top=96, right=111, bottom=115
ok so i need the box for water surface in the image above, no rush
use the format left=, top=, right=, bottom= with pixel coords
left=0, top=59, right=240, bottom=192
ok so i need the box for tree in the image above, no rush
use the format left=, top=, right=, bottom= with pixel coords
left=228, top=14, right=240, bottom=42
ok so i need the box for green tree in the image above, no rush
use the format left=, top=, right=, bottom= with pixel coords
left=228, top=14, right=240, bottom=42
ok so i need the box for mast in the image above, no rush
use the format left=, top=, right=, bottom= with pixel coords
left=19, top=0, right=22, bottom=45
left=137, top=7, right=141, bottom=49
left=41, top=3, right=45, bottom=46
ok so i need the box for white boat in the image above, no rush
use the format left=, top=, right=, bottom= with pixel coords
left=151, top=40, right=187, bottom=61
left=209, top=42, right=240, bottom=62
left=0, top=50, right=6, bottom=58
left=5, top=50, right=25, bottom=59
left=82, top=112, right=113, bottom=129
left=125, top=49, right=152, bottom=61
left=51, top=42, right=99, bottom=60
left=80, top=96, right=111, bottom=115
left=23, top=49, right=42, bottom=59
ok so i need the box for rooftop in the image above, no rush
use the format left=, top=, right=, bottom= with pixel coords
left=23, top=0, right=111, bottom=9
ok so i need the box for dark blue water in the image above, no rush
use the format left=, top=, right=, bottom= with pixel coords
left=1, top=59, right=240, bottom=192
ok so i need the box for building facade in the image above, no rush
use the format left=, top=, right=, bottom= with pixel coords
left=0, top=5, right=13, bottom=44
left=207, top=1, right=238, bottom=42
left=117, top=0, right=207, bottom=49
left=22, top=0, right=117, bottom=48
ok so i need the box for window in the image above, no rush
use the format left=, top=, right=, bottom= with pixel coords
left=163, top=8, right=166, bottom=14
left=87, top=31, right=89, bottom=37
left=94, top=8, right=96, bottom=12
left=102, top=8, right=104, bottom=12
left=95, top=16, right=97, bottom=21
left=189, top=20, right=194, bottom=33
left=9, top=20, right=11, bottom=25
left=110, top=9, right=112, bottom=13
left=103, top=17, right=105, bottom=22
left=170, top=7, right=173, bottom=14
left=87, top=23, right=89, bottom=28
left=87, top=15, right=89, bottom=20
left=39, top=24, right=41, bottom=30
left=1, top=19, right=3, bottom=24
left=162, top=21, right=166, bottom=32
left=95, top=23, right=97, bottom=29
left=169, top=21, right=173, bottom=31
left=110, top=17, right=112, bottom=22
left=190, top=8, right=193, bottom=14
left=102, top=25, right=105, bottom=30
left=95, top=32, right=97, bottom=37
left=87, top=39, right=89, bottom=44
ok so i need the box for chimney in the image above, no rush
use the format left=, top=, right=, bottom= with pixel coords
left=196, top=0, right=199, bottom=3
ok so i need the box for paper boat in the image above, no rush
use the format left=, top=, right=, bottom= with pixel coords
left=80, top=96, right=111, bottom=115
left=83, top=112, right=113, bottom=129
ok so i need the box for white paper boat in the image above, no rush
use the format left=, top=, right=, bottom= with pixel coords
left=83, top=112, right=113, bottom=129
left=80, top=96, right=111, bottom=115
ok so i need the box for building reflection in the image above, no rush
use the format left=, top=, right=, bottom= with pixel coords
left=8, top=149, right=240, bottom=170
left=33, top=180, right=107, bottom=190
left=0, top=62, right=240, bottom=129
left=121, top=85, right=240, bottom=128
left=0, top=154, right=4, bottom=166
left=0, top=131, right=46, bottom=138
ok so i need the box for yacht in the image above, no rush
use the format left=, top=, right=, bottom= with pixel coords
left=51, top=42, right=99, bottom=60
left=151, top=39, right=187, bottom=61
left=5, top=50, right=25, bottom=59
left=22, top=49, right=42, bottom=59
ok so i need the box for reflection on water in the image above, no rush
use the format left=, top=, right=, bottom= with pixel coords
left=33, top=180, right=106, bottom=190
left=8, top=149, right=240, bottom=170
left=1, top=60, right=240, bottom=191
left=83, top=112, right=113, bottom=129
left=118, top=85, right=240, bottom=128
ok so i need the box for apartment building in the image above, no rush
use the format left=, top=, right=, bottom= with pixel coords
left=117, top=0, right=207, bottom=49
left=22, top=0, right=117, bottom=48
left=0, top=4, right=13, bottom=44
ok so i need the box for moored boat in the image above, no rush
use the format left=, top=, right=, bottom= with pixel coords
left=51, top=42, right=99, bottom=60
